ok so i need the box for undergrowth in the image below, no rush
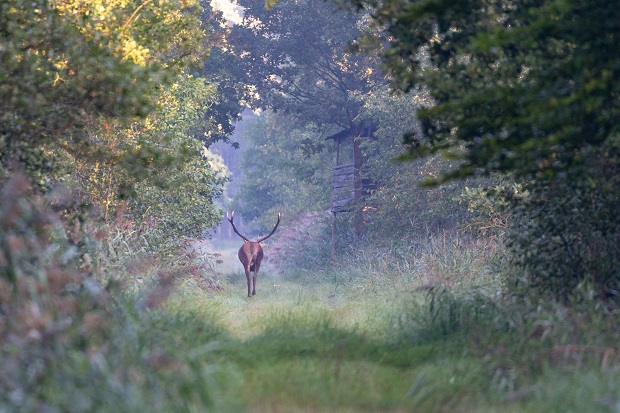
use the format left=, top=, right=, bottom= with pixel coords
left=0, top=174, right=225, bottom=413
left=2, top=174, right=619, bottom=412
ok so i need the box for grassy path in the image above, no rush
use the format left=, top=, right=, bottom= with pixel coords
left=165, top=246, right=619, bottom=413
left=202, top=275, right=426, bottom=412
left=171, top=248, right=493, bottom=413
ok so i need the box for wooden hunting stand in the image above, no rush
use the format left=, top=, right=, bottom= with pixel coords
left=326, top=122, right=376, bottom=259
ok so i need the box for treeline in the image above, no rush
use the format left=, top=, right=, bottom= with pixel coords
left=0, top=0, right=251, bottom=252
left=225, top=0, right=619, bottom=301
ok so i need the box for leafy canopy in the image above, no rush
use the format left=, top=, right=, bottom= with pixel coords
left=0, top=0, right=233, bottom=246
left=0, top=0, right=208, bottom=175
left=350, top=0, right=620, bottom=183
left=232, top=112, right=332, bottom=232
left=229, top=0, right=383, bottom=132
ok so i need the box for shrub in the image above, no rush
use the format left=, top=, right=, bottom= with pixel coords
left=455, top=182, right=517, bottom=239
left=505, top=170, right=620, bottom=301
left=0, top=174, right=222, bottom=412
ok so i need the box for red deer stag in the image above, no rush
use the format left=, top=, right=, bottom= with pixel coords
left=226, top=211, right=281, bottom=297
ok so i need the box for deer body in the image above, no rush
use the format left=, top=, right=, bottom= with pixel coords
left=237, top=241, right=263, bottom=296
left=227, top=212, right=281, bottom=297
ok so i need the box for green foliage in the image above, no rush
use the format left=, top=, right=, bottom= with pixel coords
left=0, top=0, right=208, bottom=177
left=127, top=76, right=227, bottom=250
left=455, top=183, right=520, bottom=238
left=353, top=0, right=620, bottom=183
left=230, top=0, right=383, bottom=130
left=47, top=74, right=226, bottom=251
left=358, top=86, right=474, bottom=240
left=0, top=0, right=229, bottom=250
left=186, top=235, right=620, bottom=413
left=231, top=113, right=333, bottom=234
left=0, top=172, right=78, bottom=286
left=351, top=0, right=620, bottom=299
left=199, top=46, right=249, bottom=147
left=332, top=230, right=500, bottom=298
left=268, top=212, right=335, bottom=271
left=5, top=173, right=617, bottom=413
left=387, top=287, right=508, bottom=346
left=0, top=174, right=225, bottom=413
left=505, top=172, right=620, bottom=301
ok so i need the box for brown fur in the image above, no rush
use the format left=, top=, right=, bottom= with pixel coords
left=227, top=212, right=281, bottom=297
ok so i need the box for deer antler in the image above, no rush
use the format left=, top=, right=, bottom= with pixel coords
left=226, top=211, right=251, bottom=242
left=257, top=212, right=282, bottom=243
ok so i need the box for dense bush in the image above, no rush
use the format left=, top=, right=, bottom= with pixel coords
left=506, top=167, right=620, bottom=301
left=0, top=0, right=207, bottom=180
left=387, top=287, right=509, bottom=346
left=357, top=86, right=480, bottom=242
left=0, top=174, right=223, bottom=412
left=455, top=183, right=516, bottom=239
left=361, top=150, right=473, bottom=240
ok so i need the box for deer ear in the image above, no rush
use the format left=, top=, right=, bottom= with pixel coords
left=243, top=239, right=250, bottom=243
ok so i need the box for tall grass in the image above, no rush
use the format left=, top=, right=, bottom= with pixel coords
left=321, top=230, right=502, bottom=297
left=263, top=226, right=620, bottom=411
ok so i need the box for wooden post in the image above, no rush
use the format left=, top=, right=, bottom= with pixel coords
left=353, top=137, right=364, bottom=239
left=331, top=211, right=336, bottom=261
left=336, top=139, right=341, bottom=165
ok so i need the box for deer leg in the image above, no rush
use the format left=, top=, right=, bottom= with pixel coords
left=252, top=261, right=261, bottom=296
left=244, top=266, right=252, bottom=297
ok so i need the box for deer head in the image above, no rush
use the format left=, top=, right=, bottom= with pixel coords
left=226, top=211, right=281, bottom=297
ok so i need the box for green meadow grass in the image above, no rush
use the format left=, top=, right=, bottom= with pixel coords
left=154, top=238, right=620, bottom=412
left=3, top=228, right=615, bottom=413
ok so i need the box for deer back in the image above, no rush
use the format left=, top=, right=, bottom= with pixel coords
left=238, top=241, right=264, bottom=266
